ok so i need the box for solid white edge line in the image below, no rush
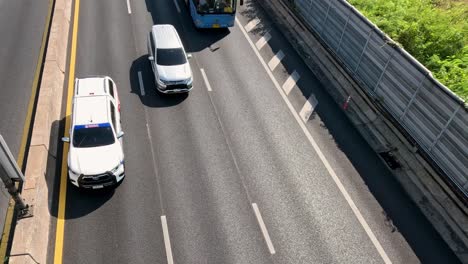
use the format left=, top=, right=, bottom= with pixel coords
left=173, top=0, right=181, bottom=13
left=138, top=71, right=145, bottom=96
left=252, top=203, right=276, bottom=254
left=236, top=17, right=392, bottom=264
left=200, top=68, right=213, bottom=92
left=161, top=215, right=174, bottom=264
left=126, top=0, right=132, bottom=14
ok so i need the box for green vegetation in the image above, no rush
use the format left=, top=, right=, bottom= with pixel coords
left=348, top=0, right=467, bottom=101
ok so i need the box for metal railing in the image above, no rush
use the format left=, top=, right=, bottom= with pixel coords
left=292, top=0, right=468, bottom=197
left=0, top=187, right=9, bottom=244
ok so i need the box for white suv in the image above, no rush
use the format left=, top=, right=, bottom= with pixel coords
left=148, top=24, right=193, bottom=93
left=62, top=76, right=125, bottom=189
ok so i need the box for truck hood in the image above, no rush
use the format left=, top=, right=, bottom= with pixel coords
left=68, top=143, right=123, bottom=175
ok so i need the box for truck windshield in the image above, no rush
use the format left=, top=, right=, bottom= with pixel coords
left=196, top=0, right=236, bottom=14
left=73, top=123, right=115, bottom=148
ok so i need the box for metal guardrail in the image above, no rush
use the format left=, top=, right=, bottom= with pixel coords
left=292, top=0, right=468, bottom=197
left=0, top=188, right=9, bottom=241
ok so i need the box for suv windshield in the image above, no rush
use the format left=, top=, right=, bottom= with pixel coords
left=157, top=48, right=187, bottom=66
left=73, top=123, right=115, bottom=148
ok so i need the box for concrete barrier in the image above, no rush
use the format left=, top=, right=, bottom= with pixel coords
left=0, top=189, right=9, bottom=248
left=256, top=0, right=468, bottom=261
left=9, top=0, right=72, bottom=263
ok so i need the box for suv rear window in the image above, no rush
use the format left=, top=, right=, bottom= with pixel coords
left=73, top=123, right=115, bottom=148
left=157, top=48, right=187, bottom=66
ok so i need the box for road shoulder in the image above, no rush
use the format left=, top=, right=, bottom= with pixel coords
left=255, top=0, right=467, bottom=262
left=8, top=0, right=72, bottom=263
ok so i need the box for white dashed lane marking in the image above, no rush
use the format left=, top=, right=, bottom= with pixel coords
left=282, top=70, right=300, bottom=95
left=161, top=215, right=174, bottom=264
left=138, top=71, right=145, bottom=96
left=268, top=50, right=285, bottom=71
left=237, top=17, right=392, bottom=263
left=252, top=203, right=276, bottom=255
left=126, top=0, right=132, bottom=14
left=200, top=68, right=213, bottom=92
left=256, top=32, right=271, bottom=50
left=245, top=18, right=260, bottom=32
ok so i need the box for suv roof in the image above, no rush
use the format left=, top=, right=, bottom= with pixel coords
left=152, top=24, right=183, bottom=49
left=75, top=77, right=109, bottom=97
left=73, top=96, right=110, bottom=126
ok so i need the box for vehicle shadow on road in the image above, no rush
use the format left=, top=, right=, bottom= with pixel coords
left=129, top=55, right=188, bottom=108
left=48, top=118, right=114, bottom=221
left=144, top=0, right=230, bottom=53
left=239, top=0, right=269, bottom=36
left=44, top=117, right=114, bottom=260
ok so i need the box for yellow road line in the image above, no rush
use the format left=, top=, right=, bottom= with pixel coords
left=53, top=0, right=80, bottom=263
left=0, top=0, right=55, bottom=261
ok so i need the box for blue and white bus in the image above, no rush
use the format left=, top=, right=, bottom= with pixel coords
left=185, top=0, right=243, bottom=28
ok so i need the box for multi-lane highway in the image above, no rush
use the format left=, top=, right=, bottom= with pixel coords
left=0, top=0, right=50, bottom=158
left=0, top=0, right=50, bottom=257
left=55, top=0, right=460, bottom=263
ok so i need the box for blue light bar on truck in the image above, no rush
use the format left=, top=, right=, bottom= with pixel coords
left=74, top=123, right=111, bottom=130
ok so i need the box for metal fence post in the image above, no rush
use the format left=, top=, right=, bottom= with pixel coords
left=320, top=0, right=332, bottom=36
left=354, top=30, right=372, bottom=73
left=1, top=177, right=27, bottom=211
left=428, top=105, right=461, bottom=152
left=400, top=77, right=425, bottom=121
left=373, top=49, right=395, bottom=93
left=0, top=135, right=32, bottom=218
left=308, top=0, right=314, bottom=13
left=336, top=7, right=352, bottom=55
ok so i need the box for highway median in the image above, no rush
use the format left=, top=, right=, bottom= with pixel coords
left=7, top=0, right=73, bottom=263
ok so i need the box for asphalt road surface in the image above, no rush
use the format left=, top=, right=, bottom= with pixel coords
left=0, top=0, right=50, bottom=157
left=0, top=0, right=50, bottom=247
left=59, top=0, right=460, bottom=263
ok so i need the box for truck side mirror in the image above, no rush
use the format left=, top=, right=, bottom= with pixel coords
left=117, top=131, right=125, bottom=139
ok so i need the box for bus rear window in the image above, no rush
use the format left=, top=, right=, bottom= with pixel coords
left=196, top=0, right=236, bottom=14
